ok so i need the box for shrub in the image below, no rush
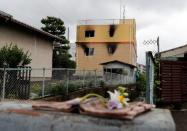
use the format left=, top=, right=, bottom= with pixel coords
left=48, top=82, right=66, bottom=95
left=31, top=83, right=41, bottom=96
left=0, top=44, right=31, bottom=67
left=100, top=80, right=106, bottom=87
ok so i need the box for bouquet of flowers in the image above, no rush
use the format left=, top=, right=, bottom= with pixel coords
left=33, top=86, right=155, bottom=120
left=107, top=86, right=129, bottom=110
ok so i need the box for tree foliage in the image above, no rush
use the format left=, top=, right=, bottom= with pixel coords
left=53, top=48, right=76, bottom=68
left=41, top=16, right=69, bottom=44
left=0, top=44, right=32, bottom=68
left=41, top=16, right=76, bottom=68
left=154, top=59, right=162, bottom=105
left=136, top=71, right=146, bottom=96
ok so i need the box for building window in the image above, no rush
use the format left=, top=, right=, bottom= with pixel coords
left=84, top=48, right=94, bottom=56
left=107, top=44, right=117, bottom=54
left=109, top=25, right=116, bottom=37
left=85, top=30, right=95, bottom=37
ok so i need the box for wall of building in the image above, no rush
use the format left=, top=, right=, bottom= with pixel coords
left=76, top=19, right=137, bottom=72
left=77, top=19, right=136, bottom=43
left=0, top=22, right=53, bottom=78
left=76, top=43, right=136, bottom=71
left=161, top=45, right=187, bottom=58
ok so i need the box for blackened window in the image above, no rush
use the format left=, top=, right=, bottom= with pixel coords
left=85, top=30, right=95, bottom=37
left=85, top=48, right=94, bottom=56
left=107, top=44, right=117, bottom=54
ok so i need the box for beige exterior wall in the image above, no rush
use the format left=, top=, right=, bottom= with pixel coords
left=77, top=19, right=136, bottom=43
left=76, top=43, right=136, bottom=71
left=76, top=19, right=137, bottom=72
left=161, top=45, right=187, bottom=58
left=0, top=23, right=53, bottom=78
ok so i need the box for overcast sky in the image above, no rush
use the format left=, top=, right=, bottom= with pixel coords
left=1, top=0, right=187, bottom=64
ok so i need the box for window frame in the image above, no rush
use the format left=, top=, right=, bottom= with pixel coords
left=85, top=30, right=95, bottom=37
left=84, top=48, right=94, bottom=56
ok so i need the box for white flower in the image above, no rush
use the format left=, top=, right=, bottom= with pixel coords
left=107, top=90, right=129, bottom=109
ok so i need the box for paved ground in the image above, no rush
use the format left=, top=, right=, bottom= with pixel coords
left=172, top=111, right=187, bottom=131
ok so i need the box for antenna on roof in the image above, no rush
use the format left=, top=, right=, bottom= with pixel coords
left=122, top=5, right=126, bottom=20
left=119, top=0, right=122, bottom=19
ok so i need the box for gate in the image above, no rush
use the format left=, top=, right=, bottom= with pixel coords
left=160, top=61, right=187, bottom=103
left=0, top=67, right=31, bottom=100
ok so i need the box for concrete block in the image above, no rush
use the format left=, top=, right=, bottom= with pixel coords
left=0, top=109, right=175, bottom=131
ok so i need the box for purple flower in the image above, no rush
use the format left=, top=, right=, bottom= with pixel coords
left=107, top=99, right=123, bottom=110
left=107, top=100, right=118, bottom=109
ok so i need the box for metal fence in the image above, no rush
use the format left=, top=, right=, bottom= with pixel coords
left=0, top=68, right=136, bottom=100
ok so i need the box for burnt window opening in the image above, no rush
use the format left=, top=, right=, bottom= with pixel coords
left=84, top=48, right=94, bottom=56
left=85, top=30, right=95, bottom=37
left=107, top=44, right=117, bottom=54
left=109, top=25, right=116, bottom=37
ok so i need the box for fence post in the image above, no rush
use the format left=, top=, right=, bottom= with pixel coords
left=42, top=68, right=45, bottom=97
left=120, top=74, right=123, bottom=84
left=94, top=70, right=97, bottom=87
left=1, top=67, right=6, bottom=100
left=66, top=69, right=69, bottom=95
left=110, top=68, right=112, bottom=84
left=82, top=70, right=85, bottom=88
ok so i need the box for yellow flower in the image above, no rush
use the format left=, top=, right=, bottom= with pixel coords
left=118, top=95, right=124, bottom=103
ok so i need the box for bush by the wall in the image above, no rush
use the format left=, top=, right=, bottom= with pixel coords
left=0, top=44, right=31, bottom=67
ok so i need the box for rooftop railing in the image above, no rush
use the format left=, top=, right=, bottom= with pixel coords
left=78, top=19, right=134, bottom=25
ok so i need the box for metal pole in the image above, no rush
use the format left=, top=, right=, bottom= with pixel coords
left=67, top=27, right=70, bottom=41
left=119, top=0, right=122, bottom=19
left=2, top=67, right=6, bottom=100
left=110, top=68, right=112, bottom=84
left=157, top=36, right=161, bottom=82
left=42, top=68, right=45, bottom=97
left=83, top=70, right=85, bottom=88
left=157, top=36, right=160, bottom=58
left=94, top=70, right=97, bottom=87
left=66, top=69, right=69, bottom=95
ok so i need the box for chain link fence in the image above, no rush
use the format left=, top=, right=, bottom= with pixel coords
left=0, top=68, right=136, bottom=100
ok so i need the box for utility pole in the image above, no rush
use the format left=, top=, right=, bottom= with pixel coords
left=157, top=37, right=160, bottom=59
left=67, top=27, right=70, bottom=41
left=120, top=0, right=122, bottom=19
left=123, top=6, right=126, bottom=20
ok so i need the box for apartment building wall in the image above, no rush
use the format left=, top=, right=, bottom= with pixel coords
left=76, top=19, right=137, bottom=72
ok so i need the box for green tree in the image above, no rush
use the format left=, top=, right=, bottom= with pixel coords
left=136, top=71, right=146, bottom=96
left=0, top=44, right=31, bottom=68
left=53, top=48, right=76, bottom=68
left=41, top=16, right=76, bottom=68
